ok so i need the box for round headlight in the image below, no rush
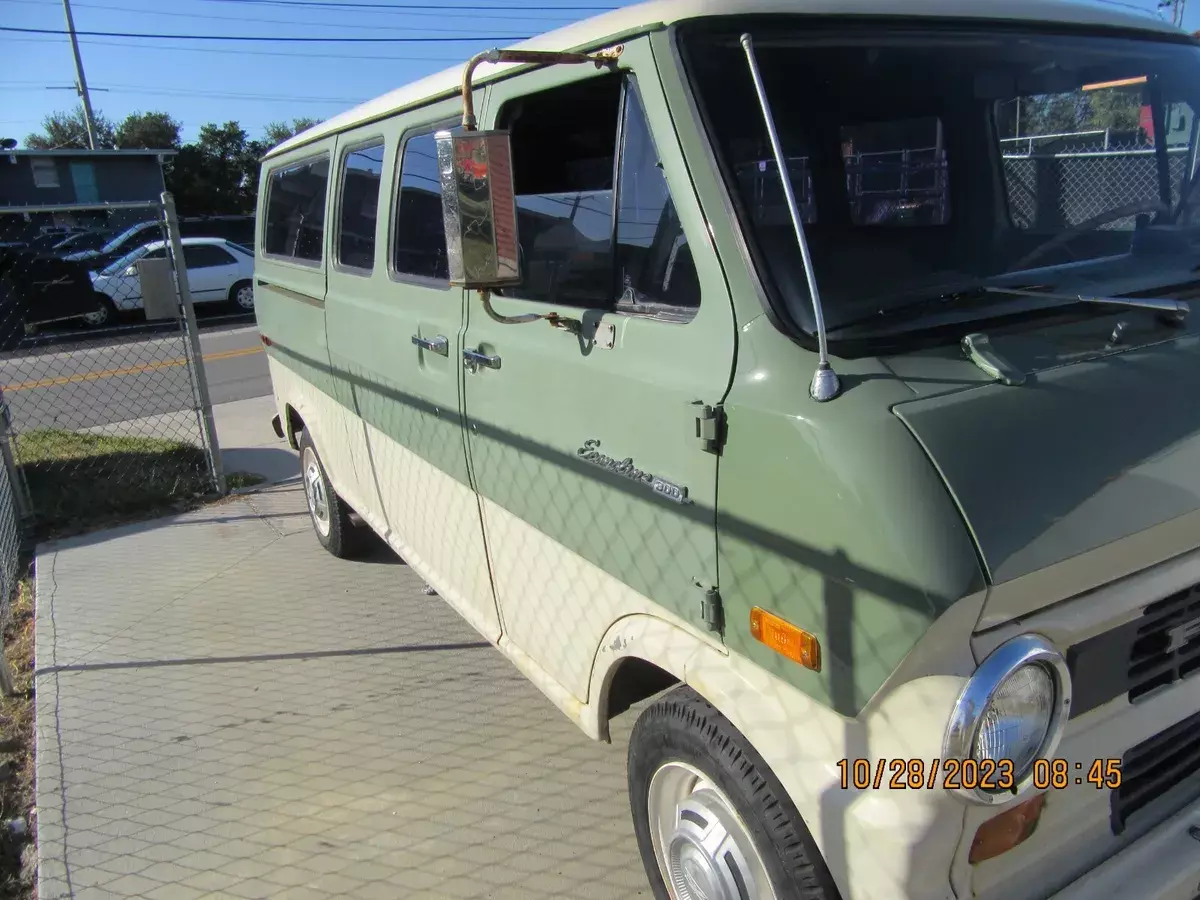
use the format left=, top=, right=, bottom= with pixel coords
left=943, top=634, right=1071, bottom=805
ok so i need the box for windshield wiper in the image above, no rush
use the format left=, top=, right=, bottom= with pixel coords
left=982, top=286, right=1190, bottom=321
left=825, top=282, right=1049, bottom=336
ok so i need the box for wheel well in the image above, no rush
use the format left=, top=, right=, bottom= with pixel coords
left=284, top=404, right=304, bottom=450
left=604, top=657, right=680, bottom=722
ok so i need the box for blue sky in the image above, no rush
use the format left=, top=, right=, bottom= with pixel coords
left=2, top=0, right=1196, bottom=147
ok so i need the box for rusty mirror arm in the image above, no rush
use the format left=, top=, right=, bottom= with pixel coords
left=460, top=47, right=621, bottom=130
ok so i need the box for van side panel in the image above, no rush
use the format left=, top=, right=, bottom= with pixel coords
left=716, top=317, right=985, bottom=716
left=322, top=94, right=501, bottom=641
left=254, top=144, right=340, bottom=457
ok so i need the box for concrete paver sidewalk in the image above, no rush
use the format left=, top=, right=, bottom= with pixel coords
left=35, top=483, right=646, bottom=899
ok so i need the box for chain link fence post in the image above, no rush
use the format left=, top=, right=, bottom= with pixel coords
left=161, top=192, right=226, bottom=496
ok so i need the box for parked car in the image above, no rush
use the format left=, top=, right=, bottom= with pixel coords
left=66, top=215, right=256, bottom=270
left=87, top=237, right=254, bottom=325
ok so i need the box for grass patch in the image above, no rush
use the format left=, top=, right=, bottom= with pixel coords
left=0, top=575, right=34, bottom=899
left=226, top=471, right=267, bottom=491
left=15, top=429, right=212, bottom=539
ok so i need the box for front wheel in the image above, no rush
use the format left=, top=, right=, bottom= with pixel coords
left=628, top=687, right=840, bottom=900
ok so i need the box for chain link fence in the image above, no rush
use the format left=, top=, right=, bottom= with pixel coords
left=1001, top=132, right=1192, bottom=231
left=0, top=196, right=223, bottom=540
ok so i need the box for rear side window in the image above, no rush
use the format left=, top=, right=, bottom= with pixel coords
left=183, top=245, right=236, bottom=268
left=337, top=141, right=385, bottom=271
left=263, top=155, right=329, bottom=263
left=393, top=131, right=450, bottom=281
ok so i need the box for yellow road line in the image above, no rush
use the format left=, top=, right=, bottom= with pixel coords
left=2, top=345, right=263, bottom=392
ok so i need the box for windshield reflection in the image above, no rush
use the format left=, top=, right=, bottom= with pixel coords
left=683, top=23, right=1200, bottom=339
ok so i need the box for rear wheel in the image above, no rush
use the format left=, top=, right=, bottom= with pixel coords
left=298, top=430, right=365, bottom=559
left=628, top=687, right=840, bottom=900
left=229, top=279, right=254, bottom=312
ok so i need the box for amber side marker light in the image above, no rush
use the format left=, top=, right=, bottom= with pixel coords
left=969, top=792, right=1046, bottom=864
left=749, top=607, right=821, bottom=671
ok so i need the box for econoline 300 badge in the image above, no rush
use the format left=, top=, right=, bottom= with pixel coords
left=576, top=439, right=692, bottom=505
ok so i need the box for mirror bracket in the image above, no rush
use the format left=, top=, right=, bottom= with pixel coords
left=459, top=46, right=623, bottom=130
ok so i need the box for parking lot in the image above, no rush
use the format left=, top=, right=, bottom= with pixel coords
left=34, top=482, right=648, bottom=900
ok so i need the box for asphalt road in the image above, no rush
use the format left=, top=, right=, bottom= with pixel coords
left=0, top=323, right=269, bottom=434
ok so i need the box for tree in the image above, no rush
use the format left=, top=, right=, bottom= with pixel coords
left=115, top=111, right=182, bottom=150
left=1086, top=90, right=1143, bottom=133
left=24, top=106, right=115, bottom=150
left=165, top=121, right=262, bottom=215
left=263, top=117, right=320, bottom=148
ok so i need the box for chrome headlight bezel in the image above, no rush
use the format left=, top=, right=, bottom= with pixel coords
left=942, top=633, right=1072, bottom=805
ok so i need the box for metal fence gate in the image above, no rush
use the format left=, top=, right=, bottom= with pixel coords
left=0, top=193, right=224, bottom=542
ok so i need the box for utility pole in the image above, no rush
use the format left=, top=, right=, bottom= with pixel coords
left=61, top=0, right=98, bottom=149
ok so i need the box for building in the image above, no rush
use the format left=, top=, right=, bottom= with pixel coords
left=0, top=148, right=175, bottom=243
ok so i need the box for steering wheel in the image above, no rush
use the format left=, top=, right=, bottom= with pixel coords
left=1009, top=199, right=1170, bottom=272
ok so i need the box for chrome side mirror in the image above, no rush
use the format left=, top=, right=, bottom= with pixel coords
left=435, top=129, right=521, bottom=288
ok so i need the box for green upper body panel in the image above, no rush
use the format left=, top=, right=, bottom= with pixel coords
left=716, top=316, right=986, bottom=716
left=891, top=308, right=1200, bottom=590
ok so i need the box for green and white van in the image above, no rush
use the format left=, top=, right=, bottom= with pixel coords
left=255, top=2, right=1200, bottom=897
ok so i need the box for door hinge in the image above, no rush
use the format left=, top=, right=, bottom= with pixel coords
left=701, top=587, right=724, bottom=634
left=695, top=404, right=725, bottom=455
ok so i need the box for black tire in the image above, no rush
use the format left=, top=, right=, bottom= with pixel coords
left=82, top=293, right=116, bottom=328
left=228, top=279, right=255, bottom=313
left=628, top=686, right=841, bottom=900
left=298, top=430, right=366, bottom=559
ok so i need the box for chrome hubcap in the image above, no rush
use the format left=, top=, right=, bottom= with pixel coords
left=647, top=762, right=776, bottom=900
left=302, top=448, right=330, bottom=536
left=236, top=285, right=254, bottom=309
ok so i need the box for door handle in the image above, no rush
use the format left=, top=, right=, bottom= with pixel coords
left=462, top=347, right=501, bottom=371
left=411, top=334, right=449, bottom=356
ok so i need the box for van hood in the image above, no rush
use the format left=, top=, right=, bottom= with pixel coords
left=891, top=326, right=1200, bottom=624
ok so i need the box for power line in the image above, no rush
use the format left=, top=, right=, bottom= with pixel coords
left=0, top=0, right=576, bottom=31
left=190, top=0, right=615, bottom=9
left=1, top=25, right=531, bottom=41
left=0, top=83, right=366, bottom=103
left=7, top=34, right=470, bottom=60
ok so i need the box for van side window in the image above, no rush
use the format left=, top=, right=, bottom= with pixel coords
left=393, top=131, right=450, bottom=281
left=615, top=86, right=699, bottom=314
left=500, top=76, right=700, bottom=316
left=337, top=141, right=384, bottom=271
left=504, top=76, right=619, bottom=308
left=263, top=155, right=329, bottom=263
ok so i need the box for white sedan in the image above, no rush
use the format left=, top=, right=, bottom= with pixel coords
left=86, top=237, right=255, bottom=326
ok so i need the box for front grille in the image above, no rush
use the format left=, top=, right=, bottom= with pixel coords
left=1068, top=583, right=1200, bottom=717
left=1111, top=708, right=1200, bottom=834
left=1128, top=588, right=1200, bottom=701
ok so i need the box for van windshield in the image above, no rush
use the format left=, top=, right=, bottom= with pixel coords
left=680, top=22, right=1200, bottom=340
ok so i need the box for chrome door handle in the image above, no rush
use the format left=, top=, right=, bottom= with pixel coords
left=411, top=334, right=448, bottom=356
left=462, top=347, right=501, bottom=371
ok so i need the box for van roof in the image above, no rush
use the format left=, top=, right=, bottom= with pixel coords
left=266, top=0, right=1184, bottom=160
